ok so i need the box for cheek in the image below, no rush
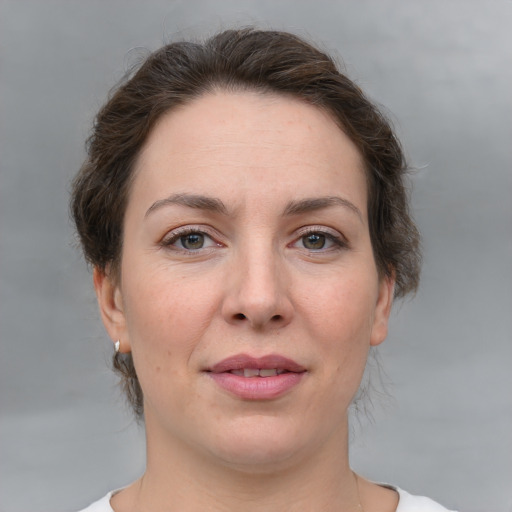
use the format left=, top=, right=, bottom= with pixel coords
left=307, top=272, right=378, bottom=341
left=121, top=278, right=219, bottom=418
left=302, top=270, right=378, bottom=389
left=121, top=270, right=219, bottom=369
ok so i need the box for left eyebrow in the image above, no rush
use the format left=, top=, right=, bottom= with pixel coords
left=282, top=196, right=363, bottom=222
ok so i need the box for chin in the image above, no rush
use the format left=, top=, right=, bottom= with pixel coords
left=204, top=416, right=312, bottom=472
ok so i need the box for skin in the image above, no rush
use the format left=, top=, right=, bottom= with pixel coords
left=94, top=91, right=398, bottom=512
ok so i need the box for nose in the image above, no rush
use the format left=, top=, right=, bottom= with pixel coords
left=221, top=244, right=294, bottom=330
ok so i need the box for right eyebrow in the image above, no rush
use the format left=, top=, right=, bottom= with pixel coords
left=144, top=193, right=229, bottom=218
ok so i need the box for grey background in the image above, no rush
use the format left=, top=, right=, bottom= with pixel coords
left=1, top=1, right=511, bottom=511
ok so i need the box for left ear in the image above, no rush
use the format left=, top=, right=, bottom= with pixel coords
left=370, top=274, right=395, bottom=347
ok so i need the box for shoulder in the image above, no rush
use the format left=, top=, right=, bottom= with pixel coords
left=76, top=492, right=114, bottom=512
left=75, top=486, right=457, bottom=512
left=395, top=486, right=457, bottom=512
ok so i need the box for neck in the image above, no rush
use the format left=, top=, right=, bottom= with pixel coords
left=124, top=413, right=362, bottom=512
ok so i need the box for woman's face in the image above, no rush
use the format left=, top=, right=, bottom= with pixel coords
left=96, top=91, right=394, bottom=469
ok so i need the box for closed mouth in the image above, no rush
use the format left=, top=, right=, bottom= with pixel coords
left=228, top=368, right=291, bottom=377
left=206, top=354, right=306, bottom=400
left=207, top=353, right=307, bottom=375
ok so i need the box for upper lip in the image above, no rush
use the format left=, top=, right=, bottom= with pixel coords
left=208, top=354, right=306, bottom=374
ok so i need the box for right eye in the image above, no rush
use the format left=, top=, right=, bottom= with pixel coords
left=177, top=232, right=207, bottom=250
left=162, top=229, right=219, bottom=252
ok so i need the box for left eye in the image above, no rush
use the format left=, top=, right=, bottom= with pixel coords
left=301, top=233, right=328, bottom=250
left=294, top=231, right=341, bottom=250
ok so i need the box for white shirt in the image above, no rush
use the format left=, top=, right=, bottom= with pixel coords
left=77, top=486, right=456, bottom=511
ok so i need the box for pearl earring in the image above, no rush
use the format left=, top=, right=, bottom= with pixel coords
left=114, top=340, right=120, bottom=353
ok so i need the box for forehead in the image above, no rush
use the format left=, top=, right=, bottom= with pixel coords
left=131, top=91, right=367, bottom=214
left=139, top=90, right=361, bottom=163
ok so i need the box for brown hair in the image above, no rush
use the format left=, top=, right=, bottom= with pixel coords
left=71, top=28, right=421, bottom=418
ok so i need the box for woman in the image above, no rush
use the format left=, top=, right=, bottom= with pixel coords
left=72, top=28, right=455, bottom=512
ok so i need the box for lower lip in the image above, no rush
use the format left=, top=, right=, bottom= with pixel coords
left=208, top=372, right=305, bottom=400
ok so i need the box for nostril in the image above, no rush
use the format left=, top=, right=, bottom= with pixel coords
left=270, top=315, right=283, bottom=322
left=234, top=313, right=246, bottom=320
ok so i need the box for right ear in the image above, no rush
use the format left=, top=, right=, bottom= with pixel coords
left=93, top=266, right=131, bottom=353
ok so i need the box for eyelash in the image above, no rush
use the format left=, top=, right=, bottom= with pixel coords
left=293, top=227, right=349, bottom=252
left=160, top=226, right=221, bottom=253
left=160, top=226, right=349, bottom=254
